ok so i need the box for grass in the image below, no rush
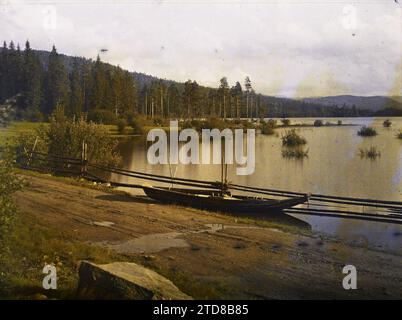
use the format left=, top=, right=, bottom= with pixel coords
left=357, top=126, right=377, bottom=137
left=0, top=212, right=131, bottom=299
left=0, top=121, right=46, bottom=146
left=396, top=130, right=402, bottom=139
left=282, top=148, right=309, bottom=159
left=281, top=129, right=307, bottom=147
left=359, top=146, right=381, bottom=159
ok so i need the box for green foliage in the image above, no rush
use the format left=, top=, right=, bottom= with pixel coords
left=87, top=109, right=117, bottom=124
left=260, top=119, right=276, bottom=135
left=357, top=126, right=377, bottom=137
left=0, top=156, right=22, bottom=237
left=17, top=107, right=121, bottom=168
left=359, top=146, right=381, bottom=159
left=127, top=114, right=145, bottom=135
left=313, top=119, right=323, bottom=127
left=116, top=118, right=127, bottom=134
left=281, top=129, right=307, bottom=146
left=281, top=118, right=291, bottom=126
left=383, top=119, right=392, bottom=127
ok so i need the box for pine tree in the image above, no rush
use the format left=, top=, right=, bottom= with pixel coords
left=69, top=58, right=84, bottom=117
left=44, top=45, right=69, bottom=114
left=219, top=77, right=229, bottom=119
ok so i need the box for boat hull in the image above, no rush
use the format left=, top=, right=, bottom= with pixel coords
left=142, top=186, right=308, bottom=214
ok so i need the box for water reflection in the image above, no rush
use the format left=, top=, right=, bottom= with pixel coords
left=113, top=117, right=402, bottom=251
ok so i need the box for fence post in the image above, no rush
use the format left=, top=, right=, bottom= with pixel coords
left=27, top=137, right=38, bottom=167
left=81, top=140, right=88, bottom=177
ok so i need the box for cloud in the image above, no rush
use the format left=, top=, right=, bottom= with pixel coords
left=0, top=0, right=400, bottom=97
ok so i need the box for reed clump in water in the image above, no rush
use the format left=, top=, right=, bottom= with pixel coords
left=282, top=147, right=309, bottom=159
left=357, top=126, right=377, bottom=137
left=313, top=119, right=323, bottom=127
left=359, top=146, right=381, bottom=159
left=260, top=119, right=277, bottom=135
left=383, top=119, right=392, bottom=127
left=281, top=129, right=307, bottom=146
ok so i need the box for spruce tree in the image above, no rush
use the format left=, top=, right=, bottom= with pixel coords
left=44, top=45, right=69, bottom=115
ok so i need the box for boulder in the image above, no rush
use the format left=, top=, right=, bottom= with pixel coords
left=77, top=261, right=191, bottom=300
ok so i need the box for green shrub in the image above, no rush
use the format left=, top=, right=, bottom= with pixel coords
left=357, top=126, right=377, bottom=137
left=116, top=119, right=127, bottom=134
left=281, top=118, right=291, bottom=126
left=337, top=120, right=342, bottom=125
left=0, top=157, right=22, bottom=237
left=313, top=119, right=323, bottom=127
left=266, top=119, right=277, bottom=128
left=87, top=109, right=117, bottom=125
left=383, top=119, right=392, bottom=127
left=281, top=129, right=307, bottom=146
left=17, top=107, right=121, bottom=169
left=128, top=118, right=145, bottom=135
left=260, top=120, right=276, bottom=135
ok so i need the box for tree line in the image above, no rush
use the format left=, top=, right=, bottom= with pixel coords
left=0, top=40, right=374, bottom=124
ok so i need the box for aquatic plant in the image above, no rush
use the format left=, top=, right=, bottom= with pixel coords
left=313, top=119, right=323, bottom=127
left=383, top=119, right=392, bottom=127
left=260, top=119, right=277, bottom=135
left=359, top=146, right=381, bottom=159
left=282, top=147, right=309, bottom=159
left=281, top=129, right=307, bottom=146
left=357, top=126, right=377, bottom=137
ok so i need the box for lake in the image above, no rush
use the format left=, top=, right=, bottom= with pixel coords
left=112, top=117, right=402, bottom=252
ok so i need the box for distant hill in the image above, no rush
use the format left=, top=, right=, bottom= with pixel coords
left=301, top=95, right=402, bottom=112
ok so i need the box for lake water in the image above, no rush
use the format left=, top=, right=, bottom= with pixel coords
left=112, top=117, right=402, bottom=252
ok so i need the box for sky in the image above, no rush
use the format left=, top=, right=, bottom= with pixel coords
left=0, top=0, right=401, bottom=98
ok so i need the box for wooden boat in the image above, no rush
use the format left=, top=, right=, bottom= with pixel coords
left=142, top=185, right=308, bottom=214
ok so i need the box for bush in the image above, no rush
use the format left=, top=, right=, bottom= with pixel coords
left=260, top=120, right=276, bottom=135
left=396, top=130, right=402, bottom=139
left=313, top=119, right=323, bottom=127
left=357, top=126, right=377, bottom=137
left=383, top=119, right=392, bottom=127
left=87, top=109, right=117, bottom=125
left=281, top=129, right=307, bottom=146
left=266, top=119, right=277, bottom=128
left=337, top=120, right=342, bottom=126
left=17, top=107, right=121, bottom=169
left=116, top=119, right=127, bottom=134
left=0, top=156, right=22, bottom=237
left=281, top=118, right=291, bottom=126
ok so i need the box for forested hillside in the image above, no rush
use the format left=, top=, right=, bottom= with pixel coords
left=0, top=40, right=391, bottom=124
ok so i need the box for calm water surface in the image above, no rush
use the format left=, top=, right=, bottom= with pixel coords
left=112, top=117, right=402, bottom=251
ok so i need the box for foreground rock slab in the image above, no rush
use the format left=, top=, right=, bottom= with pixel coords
left=77, top=261, right=192, bottom=300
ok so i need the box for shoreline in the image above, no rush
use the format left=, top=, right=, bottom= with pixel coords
left=4, top=170, right=402, bottom=299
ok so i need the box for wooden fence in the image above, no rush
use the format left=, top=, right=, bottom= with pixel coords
left=17, top=149, right=402, bottom=225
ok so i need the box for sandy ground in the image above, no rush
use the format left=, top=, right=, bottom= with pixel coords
left=14, top=172, right=402, bottom=299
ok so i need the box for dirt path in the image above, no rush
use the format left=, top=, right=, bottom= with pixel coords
left=15, top=172, right=402, bottom=299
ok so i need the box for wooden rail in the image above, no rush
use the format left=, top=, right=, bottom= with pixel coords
left=18, top=150, right=402, bottom=225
